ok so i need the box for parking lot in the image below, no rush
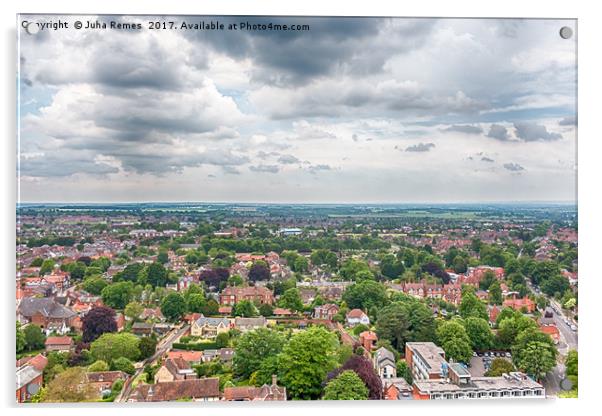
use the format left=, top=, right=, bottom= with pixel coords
left=469, top=352, right=513, bottom=377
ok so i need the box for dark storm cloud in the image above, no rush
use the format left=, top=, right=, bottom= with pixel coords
left=20, top=153, right=118, bottom=177
left=442, top=124, right=484, bottom=134
left=487, top=124, right=511, bottom=141
left=405, top=142, right=435, bottom=152
left=514, top=122, right=562, bottom=141
left=503, top=162, right=525, bottom=172
left=249, top=164, right=280, bottom=173
left=189, top=17, right=436, bottom=86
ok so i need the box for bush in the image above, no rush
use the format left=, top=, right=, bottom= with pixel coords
left=111, top=357, right=136, bottom=375
left=88, top=360, right=110, bottom=372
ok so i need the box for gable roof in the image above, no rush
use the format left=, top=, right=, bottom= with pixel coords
left=130, top=378, right=219, bottom=402
left=194, top=316, right=230, bottom=327
left=18, top=297, right=76, bottom=319
left=45, top=336, right=73, bottom=346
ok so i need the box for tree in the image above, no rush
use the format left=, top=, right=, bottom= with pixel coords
left=380, top=254, right=405, bottom=279
left=375, top=300, right=436, bottom=352
left=124, top=301, right=144, bottom=322
left=436, top=320, right=473, bottom=363
left=325, top=355, right=382, bottom=399
left=479, top=270, right=497, bottom=291
left=279, top=326, right=339, bottom=400
left=488, top=280, right=503, bottom=305
left=139, top=336, right=158, bottom=359
left=396, top=360, right=413, bottom=384
left=339, top=258, right=373, bottom=281
left=249, top=261, right=271, bottom=282
left=157, top=250, right=169, bottom=264
left=200, top=269, right=226, bottom=288
left=343, top=280, right=388, bottom=311
left=82, top=276, right=108, bottom=295
left=114, top=263, right=144, bottom=283
left=44, top=367, right=97, bottom=402
left=541, top=274, right=570, bottom=297
left=16, top=322, right=26, bottom=353
left=485, top=358, right=514, bottom=376
left=496, top=315, right=538, bottom=350
left=259, top=303, right=274, bottom=317
left=24, top=324, right=46, bottom=351
left=452, top=256, right=468, bottom=273
left=202, top=299, right=220, bottom=316
left=293, top=256, right=309, bottom=273
left=459, top=290, right=488, bottom=320
left=323, top=370, right=369, bottom=400
left=82, top=306, right=118, bottom=343
left=279, top=288, right=304, bottom=312
left=101, top=281, right=134, bottom=309
left=463, top=317, right=494, bottom=351
left=160, top=292, right=187, bottom=322
left=185, top=293, right=206, bottom=313
left=69, top=261, right=87, bottom=281
left=40, top=259, right=55, bottom=275
left=90, top=332, right=140, bottom=363
left=147, top=262, right=169, bottom=288
left=233, top=328, right=286, bottom=379
left=514, top=341, right=556, bottom=380
left=88, top=360, right=110, bottom=372
left=215, top=332, right=230, bottom=348
left=111, top=357, right=136, bottom=375
left=233, top=299, right=258, bottom=317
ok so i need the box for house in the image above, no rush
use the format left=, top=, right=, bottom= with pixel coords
left=140, top=307, right=165, bottom=322
left=167, top=350, right=203, bottom=365
left=503, top=296, right=536, bottom=313
left=131, top=322, right=154, bottom=336
left=383, top=378, right=413, bottom=400
left=16, top=354, right=47, bottom=372
left=153, top=323, right=172, bottom=336
left=234, top=316, right=267, bottom=332
left=346, top=309, right=370, bottom=327
left=539, top=324, right=561, bottom=344
left=220, top=286, right=274, bottom=306
left=128, top=378, right=220, bottom=402
left=190, top=316, right=230, bottom=338
left=17, top=297, right=76, bottom=335
left=374, top=347, right=397, bottom=380
left=298, top=288, right=317, bottom=305
left=44, top=336, right=74, bottom=352
left=273, top=308, right=292, bottom=317
left=218, top=306, right=232, bottom=316
left=405, top=342, right=447, bottom=380
left=359, top=331, right=378, bottom=352
left=16, top=363, right=44, bottom=403
left=219, top=348, right=234, bottom=363
left=223, top=375, right=286, bottom=401
left=86, top=371, right=127, bottom=395
left=154, top=358, right=197, bottom=383
left=313, top=303, right=339, bottom=320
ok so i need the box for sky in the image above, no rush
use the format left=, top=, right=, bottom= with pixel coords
left=18, top=16, right=577, bottom=203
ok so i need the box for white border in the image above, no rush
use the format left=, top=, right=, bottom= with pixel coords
left=2, top=1, right=600, bottom=416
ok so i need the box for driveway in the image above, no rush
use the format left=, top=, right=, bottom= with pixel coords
left=469, top=356, right=486, bottom=377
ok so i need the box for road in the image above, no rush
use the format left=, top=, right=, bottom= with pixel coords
left=115, top=324, right=190, bottom=403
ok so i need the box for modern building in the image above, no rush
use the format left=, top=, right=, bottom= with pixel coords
left=405, top=342, right=447, bottom=380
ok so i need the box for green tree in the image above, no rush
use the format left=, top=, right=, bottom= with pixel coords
left=39, top=259, right=55, bottom=275
left=157, top=250, right=169, bottom=264
left=293, top=256, right=309, bottom=273
left=514, top=341, right=556, bottom=380
left=24, top=324, right=46, bottom=351
left=101, top=281, right=134, bottom=309
left=139, top=336, right=158, bottom=359
left=436, top=319, right=473, bottom=363
left=279, top=288, right=304, bottom=312
left=323, top=370, right=369, bottom=400
left=396, top=360, right=413, bottom=384
left=43, top=367, right=97, bottom=402
left=279, top=326, right=339, bottom=400
left=69, top=261, right=87, bottom=281
left=488, top=280, right=503, bottom=305
left=82, top=276, right=108, bottom=295
left=186, top=293, right=207, bottom=313
left=233, top=299, right=258, bottom=317
left=124, top=301, right=144, bottom=322
left=16, top=322, right=26, bottom=353
left=160, top=292, right=187, bottom=322
left=459, top=290, right=488, bottom=320
left=147, top=262, right=169, bottom=288
left=485, top=358, right=514, bottom=376
left=259, top=303, right=274, bottom=317
left=233, top=328, right=286, bottom=379
left=88, top=360, right=110, bottom=372
left=90, top=332, right=140, bottom=363
left=111, top=357, right=136, bottom=375
left=343, top=280, right=388, bottom=311
left=463, top=317, right=494, bottom=351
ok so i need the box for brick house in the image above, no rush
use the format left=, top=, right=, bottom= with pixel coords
left=219, top=286, right=274, bottom=306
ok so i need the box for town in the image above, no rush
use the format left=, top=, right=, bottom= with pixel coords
left=15, top=203, right=578, bottom=402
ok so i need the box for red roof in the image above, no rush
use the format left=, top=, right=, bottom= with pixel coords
left=45, top=336, right=73, bottom=346
left=346, top=309, right=367, bottom=319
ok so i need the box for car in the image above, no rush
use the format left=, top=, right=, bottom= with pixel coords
left=570, top=324, right=577, bottom=331
left=473, top=352, right=477, bottom=357
left=505, top=352, right=511, bottom=358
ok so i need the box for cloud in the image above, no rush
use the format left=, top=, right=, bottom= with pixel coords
left=405, top=142, right=435, bottom=152
left=222, top=166, right=241, bottom=175
left=249, top=164, right=280, bottom=173
left=442, top=124, right=483, bottom=134
left=514, top=122, right=562, bottom=141
left=487, top=124, right=511, bottom=141
left=559, top=116, right=577, bottom=126
left=481, top=157, right=495, bottom=162
left=503, top=162, right=525, bottom=172
left=277, top=154, right=301, bottom=164
left=307, top=164, right=333, bottom=174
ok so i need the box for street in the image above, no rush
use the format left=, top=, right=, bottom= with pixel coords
left=114, top=324, right=190, bottom=403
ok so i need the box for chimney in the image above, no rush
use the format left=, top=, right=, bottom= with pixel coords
left=272, top=374, right=278, bottom=386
